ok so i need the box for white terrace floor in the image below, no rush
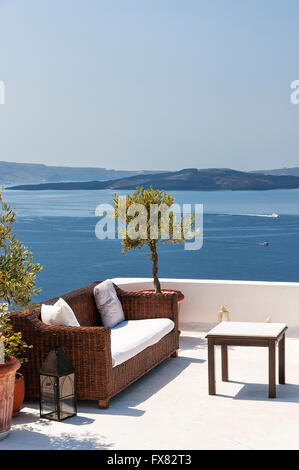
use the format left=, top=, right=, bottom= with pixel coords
left=3, top=328, right=299, bottom=450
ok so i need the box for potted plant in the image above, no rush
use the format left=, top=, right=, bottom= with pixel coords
left=113, top=186, right=196, bottom=307
left=1, top=310, right=34, bottom=416
left=0, top=189, right=42, bottom=439
left=0, top=352, right=20, bottom=440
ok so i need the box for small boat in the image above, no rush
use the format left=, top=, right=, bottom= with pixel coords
left=270, top=213, right=279, bottom=218
left=262, top=241, right=269, bottom=246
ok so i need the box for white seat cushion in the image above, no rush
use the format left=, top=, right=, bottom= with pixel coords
left=110, top=318, right=175, bottom=367
left=94, top=280, right=125, bottom=328
left=41, top=298, right=80, bottom=327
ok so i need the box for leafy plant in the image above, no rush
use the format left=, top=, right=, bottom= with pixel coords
left=0, top=189, right=43, bottom=361
left=113, top=186, right=195, bottom=293
left=0, top=307, right=33, bottom=363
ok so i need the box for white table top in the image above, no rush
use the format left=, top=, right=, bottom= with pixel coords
left=206, top=321, right=287, bottom=339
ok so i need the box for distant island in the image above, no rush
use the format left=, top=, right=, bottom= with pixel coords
left=254, top=167, right=299, bottom=177
left=7, top=168, right=299, bottom=191
left=0, top=160, right=162, bottom=185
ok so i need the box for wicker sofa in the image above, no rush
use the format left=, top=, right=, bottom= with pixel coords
left=9, top=282, right=179, bottom=408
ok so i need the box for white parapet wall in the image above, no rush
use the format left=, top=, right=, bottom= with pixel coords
left=112, top=278, right=299, bottom=330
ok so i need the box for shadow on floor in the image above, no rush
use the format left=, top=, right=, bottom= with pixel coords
left=13, top=406, right=94, bottom=426
left=81, top=354, right=205, bottom=416
left=217, top=381, right=299, bottom=403
left=179, top=335, right=207, bottom=350
left=5, top=410, right=112, bottom=450
left=7, top=428, right=112, bottom=450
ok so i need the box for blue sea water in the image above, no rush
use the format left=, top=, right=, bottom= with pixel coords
left=3, top=188, right=299, bottom=302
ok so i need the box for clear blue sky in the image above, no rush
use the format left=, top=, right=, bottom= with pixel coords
left=0, top=0, right=298, bottom=171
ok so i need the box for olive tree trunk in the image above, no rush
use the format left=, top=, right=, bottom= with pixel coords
left=151, top=242, right=161, bottom=293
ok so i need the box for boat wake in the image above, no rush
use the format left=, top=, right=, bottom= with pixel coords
left=243, top=213, right=280, bottom=218
left=216, top=212, right=280, bottom=218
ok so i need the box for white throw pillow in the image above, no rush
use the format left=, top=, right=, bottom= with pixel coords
left=41, top=297, right=80, bottom=327
left=93, top=280, right=125, bottom=328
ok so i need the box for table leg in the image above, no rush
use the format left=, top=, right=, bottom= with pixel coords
left=269, top=341, right=276, bottom=398
left=221, top=345, right=228, bottom=381
left=208, top=339, right=216, bottom=395
left=279, top=334, right=285, bottom=385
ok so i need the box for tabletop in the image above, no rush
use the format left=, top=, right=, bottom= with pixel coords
left=206, top=321, right=287, bottom=339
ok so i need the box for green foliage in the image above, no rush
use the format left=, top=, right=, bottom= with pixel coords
left=114, top=186, right=174, bottom=249
left=0, top=188, right=43, bottom=361
left=113, top=186, right=195, bottom=292
left=0, top=307, right=33, bottom=363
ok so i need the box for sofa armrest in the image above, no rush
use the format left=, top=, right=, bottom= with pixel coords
left=40, top=324, right=111, bottom=351
left=114, top=286, right=179, bottom=325
left=9, top=307, right=112, bottom=362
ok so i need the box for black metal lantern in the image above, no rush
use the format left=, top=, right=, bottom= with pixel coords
left=39, top=347, right=77, bottom=421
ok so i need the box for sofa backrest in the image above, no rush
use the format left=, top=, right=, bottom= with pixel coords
left=42, top=281, right=102, bottom=327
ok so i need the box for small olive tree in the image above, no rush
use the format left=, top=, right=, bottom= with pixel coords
left=113, top=186, right=195, bottom=293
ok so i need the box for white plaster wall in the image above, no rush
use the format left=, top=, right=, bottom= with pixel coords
left=112, top=278, right=299, bottom=328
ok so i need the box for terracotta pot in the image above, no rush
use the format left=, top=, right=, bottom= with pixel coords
left=0, top=357, right=20, bottom=441
left=13, top=372, right=25, bottom=417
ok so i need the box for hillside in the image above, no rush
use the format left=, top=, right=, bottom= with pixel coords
left=0, top=161, right=160, bottom=184
left=8, top=168, right=299, bottom=191
left=254, top=167, right=299, bottom=177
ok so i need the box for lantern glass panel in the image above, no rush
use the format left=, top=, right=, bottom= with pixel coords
left=60, top=396, right=76, bottom=419
left=59, top=374, right=74, bottom=397
left=58, top=373, right=76, bottom=419
left=40, top=375, right=58, bottom=419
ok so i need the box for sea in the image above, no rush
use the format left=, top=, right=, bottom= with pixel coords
left=3, top=187, right=299, bottom=302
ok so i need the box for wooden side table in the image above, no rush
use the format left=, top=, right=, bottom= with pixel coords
left=205, top=321, right=288, bottom=398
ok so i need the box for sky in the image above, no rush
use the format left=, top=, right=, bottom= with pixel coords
left=0, top=0, right=299, bottom=171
